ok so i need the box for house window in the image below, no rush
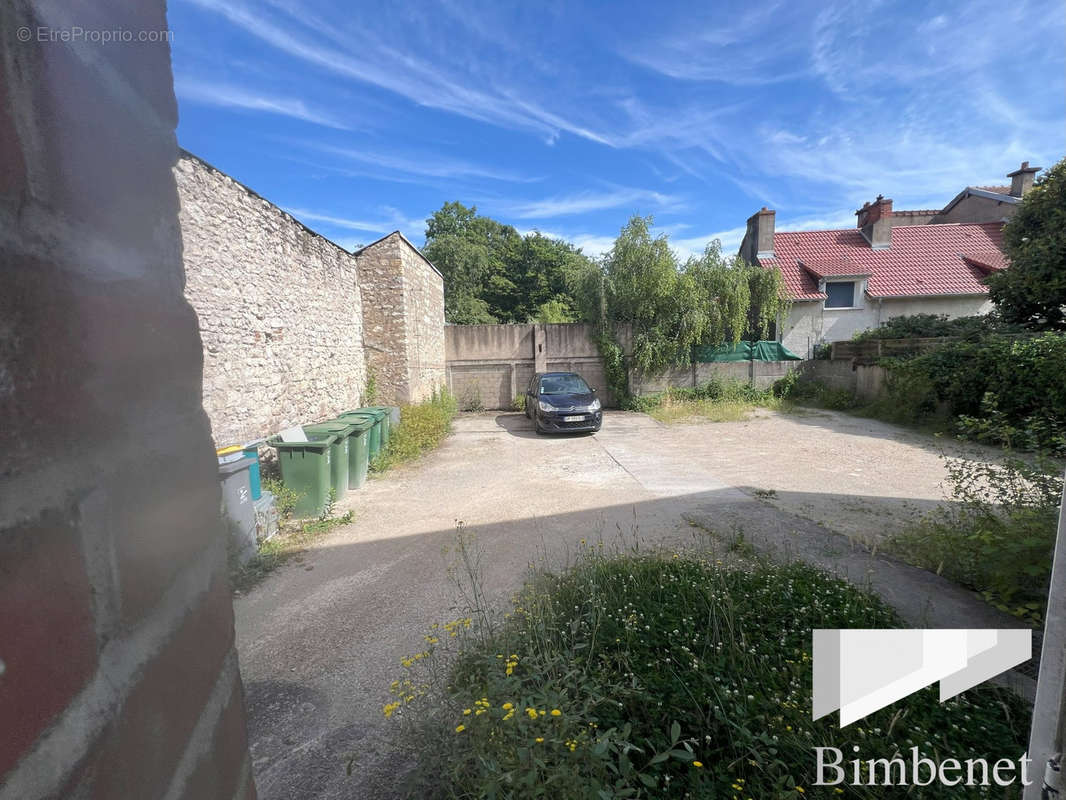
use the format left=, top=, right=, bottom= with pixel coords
left=824, top=281, right=856, bottom=308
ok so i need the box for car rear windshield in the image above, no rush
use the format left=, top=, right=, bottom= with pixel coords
left=540, top=375, right=590, bottom=395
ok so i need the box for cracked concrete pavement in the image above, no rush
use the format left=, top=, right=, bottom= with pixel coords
left=234, top=408, right=1019, bottom=799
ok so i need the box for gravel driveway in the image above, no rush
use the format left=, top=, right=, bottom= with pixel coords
left=233, top=408, right=1001, bottom=799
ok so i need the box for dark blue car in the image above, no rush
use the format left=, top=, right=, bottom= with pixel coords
left=524, top=372, right=602, bottom=434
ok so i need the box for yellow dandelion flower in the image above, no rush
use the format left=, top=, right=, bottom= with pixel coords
left=535, top=737, right=544, bottom=743
left=692, top=761, right=703, bottom=768
left=502, top=702, right=513, bottom=710
left=455, top=724, right=466, bottom=733
left=550, top=709, right=562, bottom=717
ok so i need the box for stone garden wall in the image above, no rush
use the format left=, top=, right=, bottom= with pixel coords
left=177, top=153, right=367, bottom=448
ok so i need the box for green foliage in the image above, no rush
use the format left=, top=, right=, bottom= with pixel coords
left=630, top=378, right=780, bottom=423
left=461, top=385, right=485, bottom=413
left=987, top=158, right=1066, bottom=329
left=229, top=490, right=354, bottom=594
left=386, top=546, right=1030, bottom=798
left=592, top=328, right=631, bottom=408
left=372, top=388, right=458, bottom=472
left=852, top=313, right=1018, bottom=341
left=877, top=332, right=1066, bottom=453
left=600, top=216, right=706, bottom=372
left=423, top=203, right=594, bottom=324
left=774, top=375, right=858, bottom=411
left=365, top=368, right=379, bottom=405
left=511, top=394, right=526, bottom=412
left=261, top=476, right=300, bottom=520
left=580, top=217, right=790, bottom=378
left=889, top=454, right=1062, bottom=623
left=529, top=298, right=577, bottom=323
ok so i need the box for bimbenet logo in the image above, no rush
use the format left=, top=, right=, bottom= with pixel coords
left=811, top=629, right=1033, bottom=789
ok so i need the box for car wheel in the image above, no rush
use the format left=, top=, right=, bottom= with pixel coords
left=534, top=419, right=545, bottom=435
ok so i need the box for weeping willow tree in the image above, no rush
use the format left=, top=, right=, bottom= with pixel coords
left=575, top=217, right=790, bottom=399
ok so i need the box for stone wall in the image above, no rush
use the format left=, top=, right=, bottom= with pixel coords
left=177, top=153, right=366, bottom=448
left=0, top=2, right=254, bottom=798
left=356, top=233, right=445, bottom=405
left=398, top=236, right=446, bottom=403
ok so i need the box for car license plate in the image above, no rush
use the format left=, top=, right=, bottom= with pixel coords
left=563, top=415, right=585, bottom=422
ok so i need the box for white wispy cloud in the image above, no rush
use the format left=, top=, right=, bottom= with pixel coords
left=285, top=207, right=426, bottom=242
left=184, top=0, right=613, bottom=146
left=509, top=188, right=681, bottom=219
left=624, top=3, right=808, bottom=85
left=308, top=142, right=535, bottom=183
left=521, top=229, right=617, bottom=259
left=174, top=77, right=352, bottom=129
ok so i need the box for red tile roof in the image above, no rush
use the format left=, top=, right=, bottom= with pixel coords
left=975, top=185, right=1011, bottom=195
left=963, top=250, right=1008, bottom=272
left=760, top=222, right=1006, bottom=300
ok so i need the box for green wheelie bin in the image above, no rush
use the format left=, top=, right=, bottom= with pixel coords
left=331, top=415, right=374, bottom=489
left=358, top=406, right=393, bottom=447
left=337, top=409, right=384, bottom=459
left=267, top=431, right=336, bottom=518
left=303, top=422, right=352, bottom=499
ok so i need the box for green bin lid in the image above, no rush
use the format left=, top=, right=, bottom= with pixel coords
left=267, top=431, right=335, bottom=451
left=339, top=408, right=386, bottom=421
left=329, top=415, right=374, bottom=431
left=305, top=420, right=358, bottom=436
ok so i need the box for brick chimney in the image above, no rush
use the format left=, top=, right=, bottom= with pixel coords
left=741, top=207, right=775, bottom=262
left=856, top=195, right=893, bottom=249
left=1007, top=161, right=1040, bottom=197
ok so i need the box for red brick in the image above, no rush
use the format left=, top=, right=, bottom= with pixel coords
left=0, top=57, right=27, bottom=199
left=88, top=569, right=235, bottom=800
left=0, top=509, right=97, bottom=776
left=176, top=679, right=253, bottom=800
left=111, top=441, right=222, bottom=623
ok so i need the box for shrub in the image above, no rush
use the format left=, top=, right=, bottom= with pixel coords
left=852, top=313, right=1018, bottom=341
left=261, top=476, right=300, bottom=519
left=628, top=377, right=780, bottom=421
left=774, top=376, right=858, bottom=411
left=372, top=388, right=458, bottom=472
left=512, top=394, right=526, bottom=412
left=383, top=546, right=1031, bottom=799
left=888, top=453, right=1062, bottom=623
left=878, top=332, right=1066, bottom=453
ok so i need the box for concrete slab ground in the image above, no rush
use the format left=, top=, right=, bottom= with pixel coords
left=234, top=408, right=1024, bottom=800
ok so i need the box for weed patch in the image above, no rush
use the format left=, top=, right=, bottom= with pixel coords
left=887, top=453, right=1062, bottom=624
left=631, top=377, right=781, bottom=423
left=229, top=478, right=354, bottom=593
left=378, top=539, right=1030, bottom=799
left=372, top=388, right=458, bottom=473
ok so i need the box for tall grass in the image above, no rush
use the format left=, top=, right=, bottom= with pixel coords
left=631, top=377, right=783, bottom=423
left=377, top=537, right=1030, bottom=799
left=372, top=387, right=458, bottom=472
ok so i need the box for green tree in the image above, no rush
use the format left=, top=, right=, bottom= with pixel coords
left=596, top=216, right=709, bottom=371
left=423, top=203, right=593, bottom=323
left=577, top=218, right=790, bottom=385
left=986, top=158, right=1066, bottom=330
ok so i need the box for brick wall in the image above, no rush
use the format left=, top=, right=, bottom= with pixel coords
left=356, top=232, right=445, bottom=405
left=0, top=2, right=254, bottom=799
left=177, top=153, right=367, bottom=448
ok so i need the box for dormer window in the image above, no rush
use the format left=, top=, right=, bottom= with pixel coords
left=824, top=281, right=856, bottom=308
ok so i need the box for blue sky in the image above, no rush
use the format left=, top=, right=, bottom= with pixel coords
left=169, top=0, right=1065, bottom=260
